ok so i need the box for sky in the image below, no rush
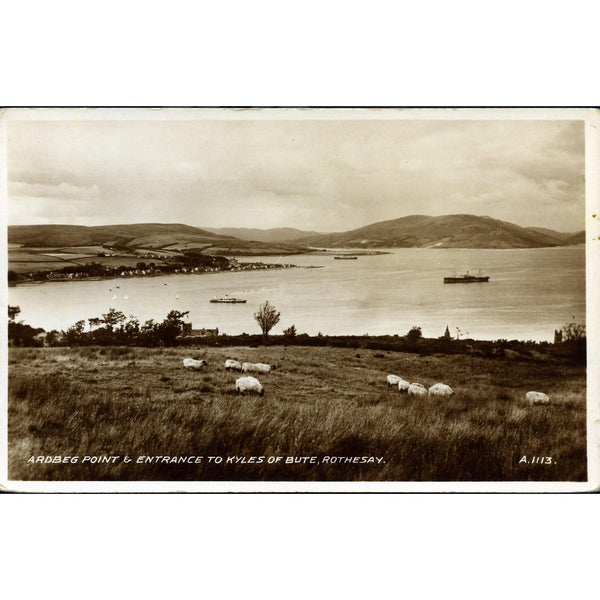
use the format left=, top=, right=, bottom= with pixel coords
left=6, top=115, right=585, bottom=232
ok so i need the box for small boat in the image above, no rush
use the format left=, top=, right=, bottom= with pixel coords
left=334, top=255, right=358, bottom=260
left=124, top=294, right=128, bottom=300
left=210, top=294, right=247, bottom=304
left=112, top=293, right=117, bottom=300
left=444, top=270, right=490, bottom=284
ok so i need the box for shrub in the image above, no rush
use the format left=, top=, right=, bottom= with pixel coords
left=406, top=326, right=422, bottom=343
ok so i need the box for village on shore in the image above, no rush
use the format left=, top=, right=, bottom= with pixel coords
left=9, top=255, right=301, bottom=286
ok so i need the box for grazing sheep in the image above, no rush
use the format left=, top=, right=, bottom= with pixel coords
left=408, top=383, right=428, bottom=397
left=526, top=391, right=551, bottom=405
left=183, top=357, right=208, bottom=371
left=225, top=359, right=243, bottom=372
left=242, top=362, right=274, bottom=374
left=387, top=374, right=401, bottom=387
left=397, top=379, right=411, bottom=393
left=428, top=383, right=455, bottom=397
left=235, top=376, right=264, bottom=395
left=408, top=383, right=427, bottom=396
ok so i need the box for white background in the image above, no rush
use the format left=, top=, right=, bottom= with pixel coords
left=1, top=1, right=598, bottom=598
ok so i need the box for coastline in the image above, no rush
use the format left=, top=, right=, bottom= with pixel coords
left=7, top=260, right=324, bottom=286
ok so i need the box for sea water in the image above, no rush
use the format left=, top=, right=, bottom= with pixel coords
left=8, top=246, right=585, bottom=342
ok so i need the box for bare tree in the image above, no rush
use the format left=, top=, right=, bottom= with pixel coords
left=254, top=300, right=281, bottom=342
left=561, top=321, right=586, bottom=341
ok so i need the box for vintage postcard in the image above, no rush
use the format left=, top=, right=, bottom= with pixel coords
left=1, top=107, right=598, bottom=492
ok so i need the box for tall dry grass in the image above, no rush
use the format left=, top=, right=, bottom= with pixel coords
left=7, top=345, right=587, bottom=481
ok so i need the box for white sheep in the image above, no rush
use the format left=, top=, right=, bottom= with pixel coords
left=225, top=359, right=243, bottom=372
left=397, top=379, right=411, bottom=393
left=242, top=362, right=274, bottom=374
left=183, top=357, right=208, bottom=371
left=235, top=376, right=264, bottom=395
left=526, top=391, right=551, bottom=405
left=428, top=383, right=455, bottom=397
left=408, top=383, right=428, bottom=397
left=387, top=374, right=401, bottom=387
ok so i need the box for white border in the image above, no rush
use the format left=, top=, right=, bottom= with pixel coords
left=0, top=111, right=8, bottom=488
left=2, top=107, right=598, bottom=493
left=1, top=106, right=598, bottom=121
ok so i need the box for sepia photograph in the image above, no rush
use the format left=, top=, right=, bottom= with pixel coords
left=1, top=107, right=598, bottom=492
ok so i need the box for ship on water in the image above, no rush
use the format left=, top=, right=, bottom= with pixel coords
left=210, top=294, right=247, bottom=303
left=443, top=270, right=490, bottom=284
left=334, top=255, right=358, bottom=260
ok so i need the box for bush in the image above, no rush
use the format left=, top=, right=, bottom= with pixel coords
left=283, top=325, right=297, bottom=338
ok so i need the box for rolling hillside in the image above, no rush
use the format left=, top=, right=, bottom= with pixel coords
left=524, top=227, right=571, bottom=242
left=8, top=223, right=309, bottom=255
left=293, top=214, right=585, bottom=249
left=8, top=223, right=226, bottom=248
left=564, top=231, right=586, bottom=245
left=8, top=216, right=584, bottom=252
left=205, top=226, right=323, bottom=243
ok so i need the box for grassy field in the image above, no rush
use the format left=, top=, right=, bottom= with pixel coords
left=7, top=345, right=587, bottom=482
left=8, top=246, right=169, bottom=272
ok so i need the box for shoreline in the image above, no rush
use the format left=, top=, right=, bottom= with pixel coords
left=8, top=261, right=327, bottom=287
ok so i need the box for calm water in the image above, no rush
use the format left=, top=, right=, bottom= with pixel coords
left=9, top=247, right=585, bottom=342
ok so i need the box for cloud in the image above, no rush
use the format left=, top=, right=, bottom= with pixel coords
left=6, top=116, right=585, bottom=232
left=9, top=181, right=101, bottom=200
left=8, top=180, right=104, bottom=226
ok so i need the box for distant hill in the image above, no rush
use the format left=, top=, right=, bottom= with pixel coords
left=9, top=217, right=584, bottom=252
left=524, top=227, right=571, bottom=242
left=8, top=223, right=223, bottom=247
left=293, top=214, right=584, bottom=249
left=563, top=230, right=585, bottom=245
left=8, top=223, right=309, bottom=255
left=205, top=226, right=324, bottom=243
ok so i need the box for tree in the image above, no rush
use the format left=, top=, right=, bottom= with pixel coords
left=45, top=330, right=62, bottom=346
left=561, top=321, right=586, bottom=341
left=8, top=305, right=21, bottom=322
left=556, top=321, right=586, bottom=365
left=406, top=326, right=422, bottom=343
left=65, top=320, right=86, bottom=346
left=101, top=309, right=126, bottom=331
left=88, top=317, right=103, bottom=331
left=283, top=324, right=297, bottom=338
left=254, top=300, right=280, bottom=342
left=8, top=306, right=45, bottom=346
left=141, top=319, right=158, bottom=346
left=155, top=310, right=190, bottom=345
